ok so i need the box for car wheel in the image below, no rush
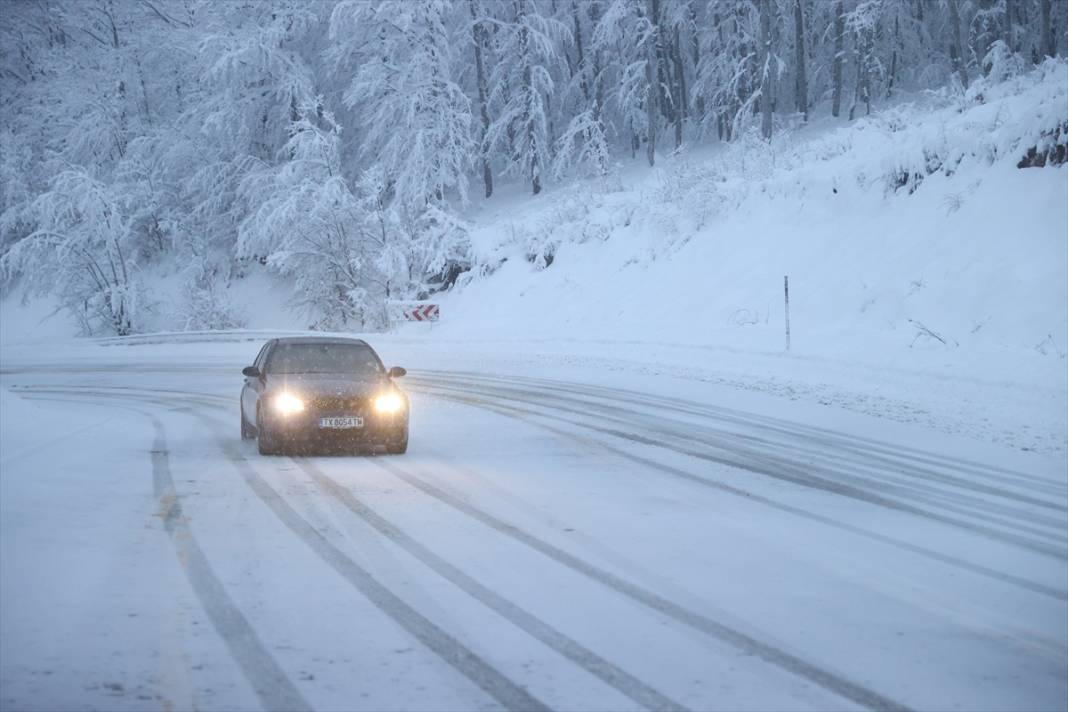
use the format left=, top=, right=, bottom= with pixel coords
left=257, top=407, right=280, bottom=456
left=240, top=408, right=255, bottom=440
left=385, top=430, right=408, bottom=455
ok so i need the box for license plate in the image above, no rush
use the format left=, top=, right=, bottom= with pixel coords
left=319, top=416, right=363, bottom=429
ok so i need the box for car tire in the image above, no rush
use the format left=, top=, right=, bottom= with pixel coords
left=258, top=429, right=280, bottom=456
left=240, top=408, right=255, bottom=440
left=257, top=407, right=280, bottom=456
left=385, top=430, right=408, bottom=455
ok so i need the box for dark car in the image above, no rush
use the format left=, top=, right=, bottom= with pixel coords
left=239, top=337, right=409, bottom=455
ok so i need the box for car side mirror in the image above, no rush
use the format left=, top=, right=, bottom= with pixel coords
left=242, top=366, right=261, bottom=378
left=388, top=366, right=407, bottom=378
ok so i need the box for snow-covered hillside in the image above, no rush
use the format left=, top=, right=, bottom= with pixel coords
left=432, top=60, right=1067, bottom=376
left=4, top=62, right=1065, bottom=458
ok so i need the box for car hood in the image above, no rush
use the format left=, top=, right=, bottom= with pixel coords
left=264, top=373, right=391, bottom=399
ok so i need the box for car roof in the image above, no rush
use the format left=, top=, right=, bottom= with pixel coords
left=272, top=336, right=370, bottom=347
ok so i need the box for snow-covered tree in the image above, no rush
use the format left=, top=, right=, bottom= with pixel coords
left=691, top=1, right=761, bottom=139
left=486, top=0, right=569, bottom=193
left=1, top=0, right=1062, bottom=335
left=594, top=0, right=662, bottom=163
left=0, top=170, right=146, bottom=335
left=237, top=105, right=393, bottom=330
left=468, top=0, right=497, bottom=198
left=331, top=0, right=474, bottom=210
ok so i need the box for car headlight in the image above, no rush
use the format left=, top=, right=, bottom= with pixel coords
left=374, top=392, right=403, bottom=414
left=273, top=392, right=305, bottom=416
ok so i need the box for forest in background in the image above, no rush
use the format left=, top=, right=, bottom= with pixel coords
left=1, top=0, right=1064, bottom=335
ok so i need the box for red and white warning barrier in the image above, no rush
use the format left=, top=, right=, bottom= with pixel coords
left=403, top=304, right=439, bottom=322
left=388, top=301, right=440, bottom=323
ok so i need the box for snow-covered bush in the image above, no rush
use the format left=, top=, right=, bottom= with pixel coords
left=875, top=58, right=1068, bottom=193
left=405, top=205, right=473, bottom=295
left=553, top=110, right=612, bottom=179
left=0, top=170, right=150, bottom=335
left=982, top=41, right=1026, bottom=83
left=174, top=256, right=246, bottom=332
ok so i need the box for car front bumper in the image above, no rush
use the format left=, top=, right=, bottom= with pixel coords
left=262, top=410, right=408, bottom=449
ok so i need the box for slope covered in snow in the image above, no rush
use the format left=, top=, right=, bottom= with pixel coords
left=434, top=61, right=1067, bottom=379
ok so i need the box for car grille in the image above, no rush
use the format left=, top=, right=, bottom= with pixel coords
left=311, top=395, right=368, bottom=414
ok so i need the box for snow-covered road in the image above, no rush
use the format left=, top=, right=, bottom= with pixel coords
left=1, top=336, right=1066, bottom=711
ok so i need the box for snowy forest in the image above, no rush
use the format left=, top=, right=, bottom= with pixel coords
left=1, top=0, right=1065, bottom=335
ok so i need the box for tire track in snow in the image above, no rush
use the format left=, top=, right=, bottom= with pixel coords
left=12, top=382, right=1055, bottom=708
left=13, top=389, right=313, bottom=712
left=412, top=374, right=1068, bottom=522
left=367, top=457, right=912, bottom=712
left=19, top=387, right=911, bottom=710
left=416, top=380, right=1066, bottom=554
left=149, top=416, right=314, bottom=712
left=20, top=384, right=1064, bottom=594
left=410, top=379, right=1067, bottom=559
left=18, top=382, right=1066, bottom=596
left=295, top=457, right=688, bottom=712
left=417, top=370, right=1066, bottom=498
left=412, top=374, right=1067, bottom=511
left=417, top=389, right=1068, bottom=602
left=19, top=386, right=550, bottom=711
left=24, top=386, right=688, bottom=711
left=212, top=438, right=552, bottom=712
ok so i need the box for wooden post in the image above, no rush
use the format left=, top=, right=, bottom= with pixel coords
left=784, top=275, right=791, bottom=351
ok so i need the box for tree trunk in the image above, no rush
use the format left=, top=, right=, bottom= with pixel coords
left=591, top=0, right=605, bottom=123
left=947, top=0, right=969, bottom=88
left=652, top=0, right=674, bottom=133
left=831, top=0, right=844, bottom=117
left=887, top=15, right=899, bottom=97
left=644, top=0, right=659, bottom=166
left=469, top=0, right=494, bottom=198
left=975, top=0, right=1000, bottom=73
left=690, top=4, right=705, bottom=118
left=860, top=30, right=872, bottom=116
left=571, top=1, right=589, bottom=102
left=522, top=41, right=540, bottom=193
left=672, top=24, right=685, bottom=148
left=644, top=55, right=657, bottom=165
left=114, top=80, right=129, bottom=158
left=135, top=52, right=152, bottom=124
left=759, top=0, right=774, bottom=139
left=848, top=33, right=861, bottom=120
left=1003, top=0, right=1017, bottom=53
left=733, top=4, right=749, bottom=132
left=848, top=25, right=873, bottom=120
left=515, top=1, right=541, bottom=195
left=793, top=0, right=807, bottom=120
left=656, top=41, right=673, bottom=126
left=1040, top=0, right=1055, bottom=58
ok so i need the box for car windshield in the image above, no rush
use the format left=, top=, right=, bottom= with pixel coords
left=266, top=343, right=383, bottom=375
